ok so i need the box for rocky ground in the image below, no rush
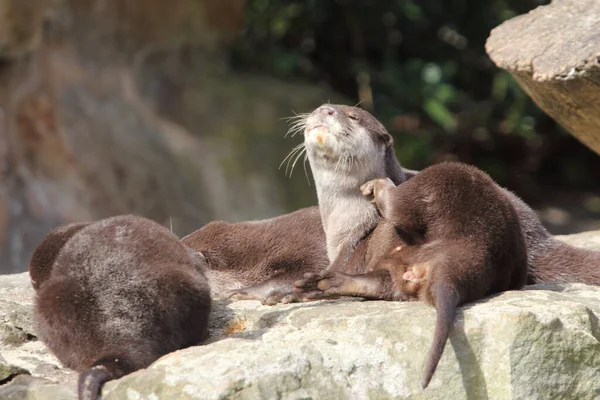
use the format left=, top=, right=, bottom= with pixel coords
left=0, top=231, right=599, bottom=399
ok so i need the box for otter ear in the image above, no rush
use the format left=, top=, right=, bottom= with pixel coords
left=383, top=133, right=394, bottom=148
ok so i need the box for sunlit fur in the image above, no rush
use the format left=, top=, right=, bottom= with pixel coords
left=287, top=104, right=405, bottom=264
left=31, top=215, right=212, bottom=400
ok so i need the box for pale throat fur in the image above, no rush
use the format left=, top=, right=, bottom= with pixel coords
left=303, top=104, right=390, bottom=262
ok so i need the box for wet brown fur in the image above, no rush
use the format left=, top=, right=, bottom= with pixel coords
left=182, top=207, right=329, bottom=304
left=291, top=104, right=598, bottom=297
left=366, top=162, right=528, bottom=388
left=29, top=222, right=91, bottom=290
left=30, top=215, right=212, bottom=400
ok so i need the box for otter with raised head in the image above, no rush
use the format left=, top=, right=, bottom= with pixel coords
left=282, top=103, right=597, bottom=299
left=30, top=215, right=212, bottom=400
left=182, top=206, right=329, bottom=305
left=304, top=162, right=528, bottom=388
left=185, top=103, right=597, bottom=307
left=280, top=104, right=416, bottom=303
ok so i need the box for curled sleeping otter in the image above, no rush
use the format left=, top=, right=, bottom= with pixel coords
left=30, top=215, right=212, bottom=400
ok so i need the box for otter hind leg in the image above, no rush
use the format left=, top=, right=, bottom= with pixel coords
left=220, top=276, right=302, bottom=305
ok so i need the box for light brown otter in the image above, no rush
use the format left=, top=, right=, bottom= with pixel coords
left=295, top=162, right=528, bottom=388
left=30, top=215, right=212, bottom=400
left=282, top=104, right=413, bottom=304
left=181, top=207, right=329, bottom=305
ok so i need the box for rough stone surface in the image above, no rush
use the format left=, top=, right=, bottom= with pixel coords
left=0, top=0, right=50, bottom=59
left=0, top=230, right=598, bottom=399
left=0, top=0, right=345, bottom=274
left=486, top=0, right=600, bottom=155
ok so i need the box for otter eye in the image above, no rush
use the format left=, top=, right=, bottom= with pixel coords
left=348, top=114, right=359, bottom=121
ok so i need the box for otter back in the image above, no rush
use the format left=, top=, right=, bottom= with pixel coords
left=31, top=215, right=212, bottom=400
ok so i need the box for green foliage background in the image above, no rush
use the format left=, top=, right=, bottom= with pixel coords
left=230, top=0, right=600, bottom=203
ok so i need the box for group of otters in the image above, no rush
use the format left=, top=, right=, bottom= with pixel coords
left=29, top=104, right=600, bottom=399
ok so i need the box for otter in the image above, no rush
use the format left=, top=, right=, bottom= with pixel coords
left=279, top=103, right=414, bottom=305
left=281, top=103, right=597, bottom=297
left=296, top=163, right=528, bottom=388
left=30, top=215, right=212, bottom=400
left=179, top=105, right=422, bottom=306
left=181, top=206, right=329, bottom=305
left=183, top=104, right=597, bottom=307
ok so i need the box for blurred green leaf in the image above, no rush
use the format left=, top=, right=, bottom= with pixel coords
left=424, top=99, right=457, bottom=133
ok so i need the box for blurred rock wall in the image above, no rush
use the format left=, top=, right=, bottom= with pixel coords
left=0, top=0, right=343, bottom=273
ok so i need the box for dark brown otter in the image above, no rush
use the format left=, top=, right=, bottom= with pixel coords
left=30, top=215, right=212, bottom=400
left=499, top=189, right=600, bottom=285
left=296, top=162, right=528, bottom=388
left=290, top=103, right=598, bottom=294
left=181, top=206, right=329, bottom=305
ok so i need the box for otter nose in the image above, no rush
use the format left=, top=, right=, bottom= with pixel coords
left=319, top=106, right=335, bottom=116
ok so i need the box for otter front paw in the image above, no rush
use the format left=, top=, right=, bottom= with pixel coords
left=360, top=178, right=395, bottom=203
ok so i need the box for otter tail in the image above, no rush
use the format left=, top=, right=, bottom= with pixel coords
left=78, top=352, right=137, bottom=400
left=421, top=283, right=459, bottom=389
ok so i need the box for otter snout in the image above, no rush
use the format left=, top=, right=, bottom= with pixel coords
left=304, top=105, right=345, bottom=153
left=318, top=105, right=336, bottom=116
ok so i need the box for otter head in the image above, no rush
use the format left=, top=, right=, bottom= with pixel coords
left=303, top=104, right=393, bottom=172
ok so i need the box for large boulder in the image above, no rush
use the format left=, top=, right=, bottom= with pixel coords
left=0, top=231, right=599, bottom=399
left=486, top=0, right=600, bottom=155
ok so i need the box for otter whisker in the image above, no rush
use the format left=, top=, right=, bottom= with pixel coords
left=345, top=154, right=353, bottom=171
left=334, top=154, right=343, bottom=172
left=283, top=112, right=310, bottom=138
left=284, top=145, right=306, bottom=176
left=286, top=119, right=308, bottom=138
left=287, top=124, right=307, bottom=138
left=289, top=147, right=307, bottom=178
left=303, top=153, right=311, bottom=186
left=282, top=111, right=310, bottom=121
left=280, top=143, right=306, bottom=174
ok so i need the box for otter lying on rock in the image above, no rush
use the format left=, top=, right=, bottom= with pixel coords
left=282, top=104, right=598, bottom=299
left=297, top=162, right=528, bottom=388
left=30, top=215, right=212, bottom=400
left=182, top=206, right=329, bottom=305
left=289, top=103, right=530, bottom=388
left=180, top=104, right=598, bottom=307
